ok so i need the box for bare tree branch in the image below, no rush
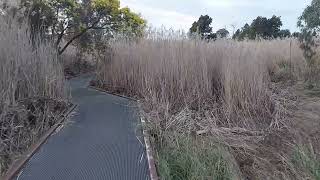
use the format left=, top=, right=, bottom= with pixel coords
left=58, top=18, right=103, bottom=55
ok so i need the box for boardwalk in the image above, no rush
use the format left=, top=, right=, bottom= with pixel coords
left=17, top=75, right=150, bottom=180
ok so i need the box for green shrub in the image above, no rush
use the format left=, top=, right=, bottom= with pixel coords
left=157, top=135, right=233, bottom=180
left=292, top=146, right=320, bottom=180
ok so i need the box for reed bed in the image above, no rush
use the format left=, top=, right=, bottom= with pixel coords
left=0, top=14, right=69, bottom=175
left=94, top=35, right=319, bottom=179
left=96, top=38, right=305, bottom=130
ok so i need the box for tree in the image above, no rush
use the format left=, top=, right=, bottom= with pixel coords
left=292, top=32, right=301, bottom=38
left=298, top=0, right=320, bottom=68
left=233, top=29, right=241, bottom=40
left=251, top=15, right=282, bottom=38
left=298, top=0, right=320, bottom=31
left=116, top=7, right=147, bottom=37
left=267, top=15, right=283, bottom=37
left=189, top=15, right=216, bottom=39
left=278, top=29, right=291, bottom=39
left=20, top=0, right=57, bottom=38
left=242, top=23, right=254, bottom=39
left=233, top=23, right=253, bottom=40
left=251, top=16, right=269, bottom=38
left=19, top=0, right=146, bottom=55
left=216, top=28, right=229, bottom=38
left=233, top=16, right=285, bottom=40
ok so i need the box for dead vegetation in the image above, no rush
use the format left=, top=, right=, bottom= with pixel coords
left=0, top=15, right=69, bottom=175
left=62, top=45, right=96, bottom=79
left=95, top=34, right=319, bottom=179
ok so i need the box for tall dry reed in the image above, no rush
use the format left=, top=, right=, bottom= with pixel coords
left=0, top=13, right=68, bottom=175
left=95, top=36, right=311, bottom=179
left=96, top=38, right=305, bottom=130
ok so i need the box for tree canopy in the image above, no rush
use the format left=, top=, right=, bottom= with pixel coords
left=189, top=15, right=216, bottom=40
left=278, top=29, right=291, bottom=38
left=298, top=0, right=320, bottom=67
left=216, top=28, right=229, bottom=38
left=292, top=32, right=301, bottom=38
left=298, top=0, right=320, bottom=31
left=233, top=15, right=290, bottom=40
left=18, top=0, right=146, bottom=54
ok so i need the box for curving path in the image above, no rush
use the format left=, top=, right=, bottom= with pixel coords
left=17, top=74, right=150, bottom=180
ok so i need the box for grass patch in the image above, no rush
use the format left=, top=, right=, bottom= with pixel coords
left=157, top=135, right=234, bottom=180
left=292, top=146, right=320, bottom=179
left=304, top=85, right=320, bottom=97
left=307, top=89, right=320, bottom=97
left=271, top=60, right=297, bottom=83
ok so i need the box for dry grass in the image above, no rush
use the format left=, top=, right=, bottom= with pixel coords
left=61, top=44, right=96, bottom=79
left=94, top=33, right=319, bottom=179
left=96, top=38, right=305, bottom=129
left=0, top=14, right=69, bottom=175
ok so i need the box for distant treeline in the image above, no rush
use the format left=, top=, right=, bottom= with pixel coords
left=189, top=15, right=301, bottom=40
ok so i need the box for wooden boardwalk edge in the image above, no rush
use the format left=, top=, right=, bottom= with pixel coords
left=2, top=104, right=77, bottom=180
left=89, top=85, right=159, bottom=180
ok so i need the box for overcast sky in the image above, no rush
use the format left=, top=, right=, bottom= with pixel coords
left=121, top=0, right=312, bottom=33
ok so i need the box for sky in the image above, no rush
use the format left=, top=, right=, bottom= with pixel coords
left=121, top=0, right=312, bottom=34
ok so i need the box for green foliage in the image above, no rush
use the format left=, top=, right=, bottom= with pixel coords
left=216, top=28, right=229, bottom=38
left=297, top=0, right=320, bottom=87
left=251, top=16, right=270, bottom=38
left=292, top=146, right=320, bottom=179
left=117, top=7, right=147, bottom=37
left=278, top=29, right=291, bottom=39
left=92, top=0, right=119, bottom=13
left=292, top=32, right=301, bottom=38
left=299, top=29, right=317, bottom=66
left=298, top=0, right=320, bottom=67
left=21, top=0, right=56, bottom=35
left=157, top=135, right=233, bottom=180
left=267, top=15, right=283, bottom=36
left=233, top=24, right=252, bottom=40
left=18, top=0, right=146, bottom=54
left=233, top=29, right=240, bottom=39
left=189, top=15, right=216, bottom=40
left=233, top=15, right=288, bottom=40
left=298, top=0, right=320, bottom=30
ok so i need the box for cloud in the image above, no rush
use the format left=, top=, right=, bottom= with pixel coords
left=121, top=0, right=312, bottom=33
left=204, top=0, right=254, bottom=8
left=121, top=0, right=197, bottom=30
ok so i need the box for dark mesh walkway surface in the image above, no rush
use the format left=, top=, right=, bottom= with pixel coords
left=17, top=75, right=149, bottom=180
